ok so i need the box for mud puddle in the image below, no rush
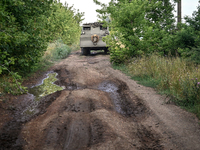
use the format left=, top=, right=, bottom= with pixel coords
left=53, top=69, right=86, bottom=91
left=98, top=80, right=147, bottom=118
left=0, top=72, right=65, bottom=150
left=22, top=72, right=64, bottom=118
left=98, top=81, right=125, bottom=115
left=28, top=72, right=64, bottom=97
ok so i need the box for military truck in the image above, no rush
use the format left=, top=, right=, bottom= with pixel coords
left=80, top=22, right=109, bottom=55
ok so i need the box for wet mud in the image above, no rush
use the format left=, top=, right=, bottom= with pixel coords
left=0, top=91, right=62, bottom=150
left=98, top=80, right=147, bottom=119
left=0, top=52, right=164, bottom=150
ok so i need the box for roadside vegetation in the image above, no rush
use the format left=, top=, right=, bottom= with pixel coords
left=0, top=0, right=84, bottom=95
left=94, top=0, right=200, bottom=118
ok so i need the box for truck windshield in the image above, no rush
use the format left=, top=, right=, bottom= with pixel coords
left=83, top=27, right=91, bottom=30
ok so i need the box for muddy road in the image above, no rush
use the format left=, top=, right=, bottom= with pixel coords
left=1, top=51, right=200, bottom=150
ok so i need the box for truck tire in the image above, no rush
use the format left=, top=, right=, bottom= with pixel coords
left=104, top=47, right=108, bottom=54
left=81, top=48, right=90, bottom=55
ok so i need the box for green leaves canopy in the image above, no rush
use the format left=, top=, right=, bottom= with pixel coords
left=93, top=0, right=176, bottom=63
left=0, top=0, right=84, bottom=75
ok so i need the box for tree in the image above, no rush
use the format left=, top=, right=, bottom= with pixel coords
left=0, top=0, right=54, bottom=74
left=185, top=0, right=200, bottom=32
left=47, top=1, right=84, bottom=45
left=0, top=0, right=84, bottom=75
left=93, top=0, right=176, bottom=63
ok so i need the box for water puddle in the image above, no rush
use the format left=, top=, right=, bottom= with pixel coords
left=98, top=81, right=126, bottom=115
left=28, top=72, right=64, bottom=97
left=22, top=72, right=64, bottom=117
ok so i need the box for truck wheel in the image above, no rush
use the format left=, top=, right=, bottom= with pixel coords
left=104, top=48, right=108, bottom=54
left=81, top=48, right=90, bottom=55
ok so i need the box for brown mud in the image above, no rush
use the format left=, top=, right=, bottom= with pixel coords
left=0, top=51, right=200, bottom=150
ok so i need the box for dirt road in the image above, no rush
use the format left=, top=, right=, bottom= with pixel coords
left=1, top=51, right=200, bottom=150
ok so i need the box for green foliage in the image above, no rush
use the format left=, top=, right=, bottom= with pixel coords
left=52, top=40, right=71, bottom=60
left=94, top=0, right=200, bottom=118
left=112, top=63, right=130, bottom=75
left=47, top=1, right=84, bottom=45
left=179, top=78, right=200, bottom=107
left=70, top=43, right=80, bottom=51
left=0, top=0, right=84, bottom=95
left=180, top=47, right=200, bottom=64
left=176, top=28, right=196, bottom=49
left=159, top=26, right=197, bottom=56
left=94, top=0, right=200, bottom=65
left=0, top=0, right=84, bottom=75
left=127, top=54, right=200, bottom=118
left=185, top=0, right=200, bottom=32
left=40, top=40, right=71, bottom=68
left=1, top=0, right=53, bottom=74
left=0, top=72, right=27, bottom=95
left=94, top=0, right=176, bottom=64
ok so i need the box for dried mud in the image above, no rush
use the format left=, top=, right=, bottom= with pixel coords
left=0, top=51, right=200, bottom=150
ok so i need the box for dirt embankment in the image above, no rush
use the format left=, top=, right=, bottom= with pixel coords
left=0, top=51, right=200, bottom=150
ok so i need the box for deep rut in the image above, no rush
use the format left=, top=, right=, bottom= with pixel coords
left=0, top=53, right=161, bottom=150
left=1, top=51, right=199, bottom=150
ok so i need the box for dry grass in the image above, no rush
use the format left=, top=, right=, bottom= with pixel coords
left=128, top=54, right=200, bottom=117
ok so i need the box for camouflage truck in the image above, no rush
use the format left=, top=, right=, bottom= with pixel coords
left=80, top=22, right=109, bottom=55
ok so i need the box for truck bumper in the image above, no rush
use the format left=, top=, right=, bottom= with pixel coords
left=80, top=36, right=107, bottom=48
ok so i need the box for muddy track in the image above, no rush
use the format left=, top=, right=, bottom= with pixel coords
left=0, top=51, right=200, bottom=150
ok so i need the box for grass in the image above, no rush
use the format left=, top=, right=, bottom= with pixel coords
left=70, top=43, right=80, bottom=51
left=112, top=64, right=160, bottom=88
left=113, top=54, right=200, bottom=118
left=0, top=39, right=79, bottom=95
left=112, top=64, right=130, bottom=75
left=131, top=76, right=160, bottom=88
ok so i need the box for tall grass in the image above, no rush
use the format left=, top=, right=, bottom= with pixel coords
left=70, top=43, right=80, bottom=51
left=128, top=54, right=200, bottom=118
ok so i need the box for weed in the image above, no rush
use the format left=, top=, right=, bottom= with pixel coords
left=70, top=43, right=80, bottom=51
left=123, top=54, right=200, bottom=118
left=112, top=64, right=130, bottom=75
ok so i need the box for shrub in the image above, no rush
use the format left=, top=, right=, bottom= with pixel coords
left=43, top=40, right=71, bottom=61
left=53, top=40, right=71, bottom=60
left=0, top=72, right=27, bottom=95
left=94, top=0, right=175, bottom=64
left=70, top=43, right=80, bottom=51
left=128, top=54, right=200, bottom=117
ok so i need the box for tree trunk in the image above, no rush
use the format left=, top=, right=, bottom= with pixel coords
left=177, top=0, right=182, bottom=23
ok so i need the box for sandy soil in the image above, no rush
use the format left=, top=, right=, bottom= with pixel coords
left=0, top=51, right=200, bottom=150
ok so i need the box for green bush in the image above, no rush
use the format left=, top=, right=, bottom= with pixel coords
left=180, top=47, right=200, bottom=64
left=0, top=0, right=84, bottom=75
left=0, top=72, right=27, bottom=95
left=70, top=43, right=80, bottom=51
left=53, top=40, right=71, bottom=60
left=0, top=0, right=84, bottom=95
left=94, top=0, right=176, bottom=64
